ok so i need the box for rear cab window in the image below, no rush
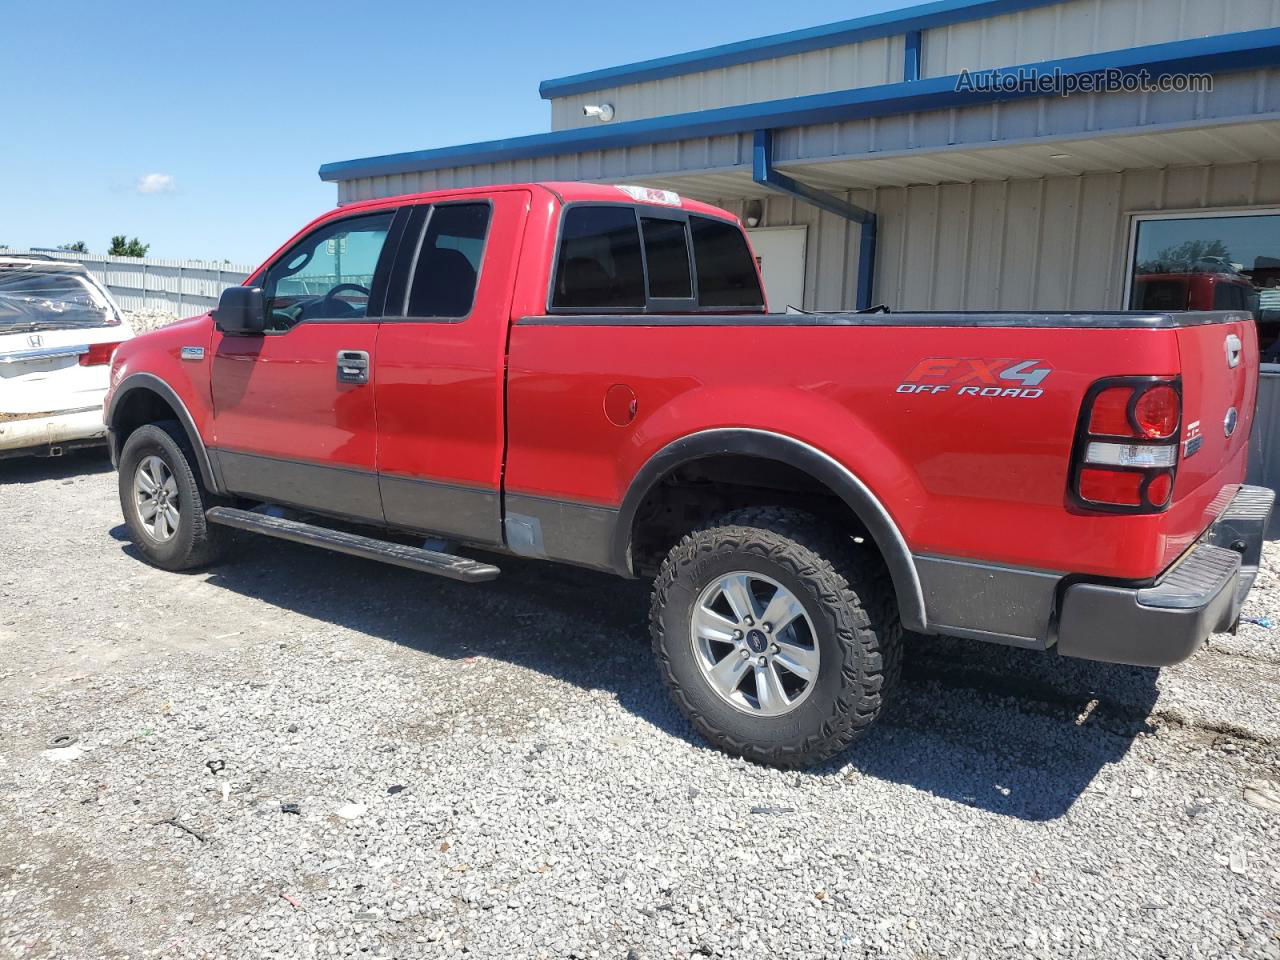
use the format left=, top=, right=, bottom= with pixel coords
left=1213, top=282, right=1249, bottom=311
left=690, top=216, right=765, bottom=308
left=551, top=207, right=644, bottom=309
left=551, top=205, right=763, bottom=313
left=640, top=218, right=692, bottom=299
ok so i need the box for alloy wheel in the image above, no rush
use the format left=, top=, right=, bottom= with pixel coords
left=690, top=571, right=820, bottom=717
left=133, top=455, right=180, bottom=542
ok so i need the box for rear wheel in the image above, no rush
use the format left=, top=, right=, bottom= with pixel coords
left=118, top=421, right=228, bottom=571
left=649, top=507, right=901, bottom=768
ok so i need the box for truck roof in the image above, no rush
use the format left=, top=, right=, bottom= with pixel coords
left=336, top=181, right=739, bottom=222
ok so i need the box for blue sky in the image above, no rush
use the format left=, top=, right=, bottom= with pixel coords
left=1, top=0, right=905, bottom=265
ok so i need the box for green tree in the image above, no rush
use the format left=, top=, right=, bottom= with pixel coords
left=59, top=241, right=88, bottom=253
left=108, top=235, right=150, bottom=257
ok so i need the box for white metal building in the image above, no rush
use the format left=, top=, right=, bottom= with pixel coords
left=320, top=0, right=1280, bottom=319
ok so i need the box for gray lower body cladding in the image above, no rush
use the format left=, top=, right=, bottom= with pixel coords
left=503, top=493, right=619, bottom=572
left=918, top=485, right=1274, bottom=666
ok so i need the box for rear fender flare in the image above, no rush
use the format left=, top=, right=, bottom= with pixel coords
left=612, top=428, right=927, bottom=632
left=108, top=373, right=220, bottom=493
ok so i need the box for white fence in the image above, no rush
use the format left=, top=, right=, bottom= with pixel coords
left=4, top=249, right=253, bottom=318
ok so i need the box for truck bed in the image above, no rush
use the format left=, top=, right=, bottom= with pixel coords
left=505, top=308, right=1254, bottom=581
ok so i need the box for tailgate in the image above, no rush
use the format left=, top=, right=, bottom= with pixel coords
left=1173, top=312, right=1256, bottom=502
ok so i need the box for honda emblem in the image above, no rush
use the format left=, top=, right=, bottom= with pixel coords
left=27, top=333, right=43, bottom=348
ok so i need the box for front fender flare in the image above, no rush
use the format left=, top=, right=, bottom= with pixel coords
left=108, top=372, right=220, bottom=493
left=612, top=428, right=927, bottom=633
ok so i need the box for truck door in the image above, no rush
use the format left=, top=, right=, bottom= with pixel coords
left=374, top=191, right=529, bottom=544
left=209, top=208, right=406, bottom=522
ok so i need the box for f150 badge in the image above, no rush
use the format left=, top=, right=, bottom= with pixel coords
left=896, top=357, right=1052, bottom=398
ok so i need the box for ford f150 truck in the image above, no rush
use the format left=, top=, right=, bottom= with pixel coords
left=105, top=182, right=1273, bottom=768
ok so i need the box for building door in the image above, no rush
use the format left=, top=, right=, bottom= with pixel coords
left=748, top=225, right=807, bottom=312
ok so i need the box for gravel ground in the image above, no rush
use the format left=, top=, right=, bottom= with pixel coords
left=121, top=310, right=180, bottom=335
left=1, top=451, right=1279, bottom=960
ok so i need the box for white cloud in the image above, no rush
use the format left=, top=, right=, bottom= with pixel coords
left=136, top=173, right=176, bottom=194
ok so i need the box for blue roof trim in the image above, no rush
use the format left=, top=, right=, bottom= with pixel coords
left=537, top=0, right=1065, bottom=99
left=320, top=28, right=1280, bottom=183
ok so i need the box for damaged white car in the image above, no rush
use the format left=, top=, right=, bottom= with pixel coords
left=0, top=256, right=133, bottom=458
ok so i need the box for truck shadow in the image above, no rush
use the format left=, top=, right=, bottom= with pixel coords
left=135, top=530, right=1161, bottom=822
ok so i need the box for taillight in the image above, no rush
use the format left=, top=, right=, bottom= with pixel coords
left=1071, top=377, right=1180, bottom=513
left=1132, top=384, right=1179, bottom=439
left=79, top=342, right=122, bottom=366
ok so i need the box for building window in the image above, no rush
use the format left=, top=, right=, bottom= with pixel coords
left=1127, top=210, right=1280, bottom=352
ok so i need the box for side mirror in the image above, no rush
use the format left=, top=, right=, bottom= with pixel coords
left=213, top=286, right=266, bottom=335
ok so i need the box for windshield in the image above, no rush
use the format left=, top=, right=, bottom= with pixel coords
left=0, top=269, right=120, bottom=331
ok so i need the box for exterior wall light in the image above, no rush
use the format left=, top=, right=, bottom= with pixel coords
left=583, top=103, right=615, bottom=122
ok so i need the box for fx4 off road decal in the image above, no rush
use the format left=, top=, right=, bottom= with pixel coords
left=896, top=357, right=1052, bottom=398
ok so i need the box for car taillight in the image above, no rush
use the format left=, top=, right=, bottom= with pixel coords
left=79, top=342, right=122, bottom=366
left=1132, top=384, right=1179, bottom=439
left=1071, top=377, right=1180, bottom=513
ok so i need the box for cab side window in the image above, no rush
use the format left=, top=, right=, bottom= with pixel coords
left=403, top=203, right=491, bottom=318
left=261, top=212, right=395, bottom=331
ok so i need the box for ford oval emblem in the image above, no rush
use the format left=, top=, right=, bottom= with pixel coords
left=1224, top=406, right=1239, bottom=437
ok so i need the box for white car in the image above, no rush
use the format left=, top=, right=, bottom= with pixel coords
left=0, top=256, right=133, bottom=458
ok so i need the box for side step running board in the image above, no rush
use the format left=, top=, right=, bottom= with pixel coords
left=205, top=507, right=500, bottom=583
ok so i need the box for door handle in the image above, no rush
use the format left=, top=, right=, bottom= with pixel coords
left=337, top=350, right=370, bottom=385
left=1225, top=333, right=1242, bottom=369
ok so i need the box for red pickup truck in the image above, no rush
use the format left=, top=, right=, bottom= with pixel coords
left=105, top=182, right=1273, bottom=767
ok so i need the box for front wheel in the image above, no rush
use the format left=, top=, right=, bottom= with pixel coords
left=649, top=507, right=901, bottom=768
left=118, top=421, right=228, bottom=571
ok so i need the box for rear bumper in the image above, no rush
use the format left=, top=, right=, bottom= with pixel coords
left=1056, top=484, right=1275, bottom=666
left=0, top=407, right=107, bottom=457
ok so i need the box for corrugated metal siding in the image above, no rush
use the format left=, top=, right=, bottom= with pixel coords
left=774, top=67, right=1280, bottom=173
left=708, top=159, right=1280, bottom=312
left=338, top=62, right=1280, bottom=204
left=545, top=0, right=1280, bottom=131
left=923, top=0, right=1280, bottom=77
left=339, top=158, right=1280, bottom=312
left=549, top=36, right=905, bottom=130
left=336, top=133, right=758, bottom=205
left=6, top=250, right=252, bottom=317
